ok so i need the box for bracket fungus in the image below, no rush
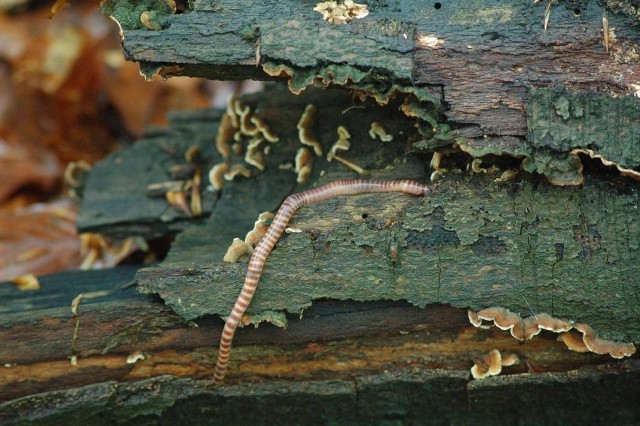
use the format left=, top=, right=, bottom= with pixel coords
left=429, top=151, right=447, bottom=181
left=215, top=113, right=235, bottom=159
left=208, top=162, right=229, bottom=191
left=190, top=168, right=202, bottom=217
left=224, top=212, right=275, bottom=263
left=327, top=126, right=351, bottom=161
left=470, top=349, right=519, bottom=380
left=245, top=212, right=274, bottom=248
left=224, top=164, right=253, bottom=181
left=245, top=137, right=266, bottom=171
left=571, top=148, right=640, bottom=180
left=572, top=323, right=636, bottom=359
left=469, top=307, right=636, bottom=359
left=11, top=273, right=41, bottom=291
left=237, top=102, right=259, bottom=136
left=250, top=116, right=280, bottom=143
left=297, top=104, right=323, bottom=156
left=558, top=330, right=590, bottom=354
left=469, top=307, right=573, bottom=341
left=223, top=238, right=253, bottom=263
left=369, top=122, right=393, bottom=142
left=326, top=125, right=366, bottom=174
left=214, top=95, right=280, bottom=178
left=165, top=190, right=191, bottom=217
left=295, top=147, right=314, bottom=184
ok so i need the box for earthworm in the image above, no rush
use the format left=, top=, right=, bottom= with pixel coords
left=213, top=179, right=430, bottom=382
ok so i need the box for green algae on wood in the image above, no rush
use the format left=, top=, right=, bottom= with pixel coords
left=77, top=110, right=224, bottom=239
left=527, top=86, right=640, bottom=169
left=137, top=172, right=640, bottom=343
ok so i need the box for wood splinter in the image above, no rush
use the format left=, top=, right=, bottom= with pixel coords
left=214, top=179, right=430, bottom=382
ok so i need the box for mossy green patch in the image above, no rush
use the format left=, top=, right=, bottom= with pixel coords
left=101, top=0, right=175, bottom=30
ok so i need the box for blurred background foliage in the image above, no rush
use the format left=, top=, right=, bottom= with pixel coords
left=0, top=0, right=260, bottom=282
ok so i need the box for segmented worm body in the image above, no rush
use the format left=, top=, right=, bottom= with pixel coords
left=213, top=179, right=429, bottom=382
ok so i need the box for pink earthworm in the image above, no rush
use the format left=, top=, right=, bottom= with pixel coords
left=213, top=179, right=430, bottom=382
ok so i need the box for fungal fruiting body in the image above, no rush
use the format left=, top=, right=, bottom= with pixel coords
left=209, top=163, right=229, bottom=190
left=369, top=122, right=393, bottom=142
left=213, top=179, right=430, bottom=382
left=313, top=1, right=369, bottom=24
left=572, top=323, right=636, bottom=359
left=468, top=307, right=636, bottom=359
left=297, top=104, right=323, bottom=156
left=469, top=307, right=573, bottom=341
left=215, top=113, right=235, bottom=159
left=210, top=95, right=280, bottom=186
left=224, top=212, right=276, bottom=263
left=327, top=126, right=351, bottom=162
left=295, top=147, right=314, bottom=184
left=471, top=349, right=519, bottom=379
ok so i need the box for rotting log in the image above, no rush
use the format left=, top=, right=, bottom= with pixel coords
left=16, top=84, right=638, bottom=422
left=2, top=268, right=640, bottom=424
left=3, top=365, right=640, bottom=425
left=77, top=87, right=640, bottom=343
left=102, top=0, right=640, bottom=185
left=4, top=0, right=640, bottom=422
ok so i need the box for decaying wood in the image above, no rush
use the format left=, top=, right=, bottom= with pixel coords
left=5, top=0, right=640, bottom=421
left=2, top=267, right=640, bottom=424
left=3, top=363, right=640, bottom=425
left=103, top=0, right=640, bottom=185
left=77, top=87, right=640, bottom=345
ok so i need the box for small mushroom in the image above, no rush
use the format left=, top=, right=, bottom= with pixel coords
left=140, top=11, right=163, bottom=31
left=470, top=158, right=487, bottom=174
left=494, top=169, right=518, bottom=183
left=226, top=95, right=240, bottom=128
left=190, top=168, right=202, bottom=217
left=64, top=160, right=91, bottom=192
left=184, top=146, right=201, bottom=164
left=126, top=351, right=146, bottom=364
left=236, top=101, right=259, bottom=136
left=314, top=0, right=369, bottom=24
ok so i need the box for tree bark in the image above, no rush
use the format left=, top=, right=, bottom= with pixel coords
left=103, top=0, right=640, bottom=184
